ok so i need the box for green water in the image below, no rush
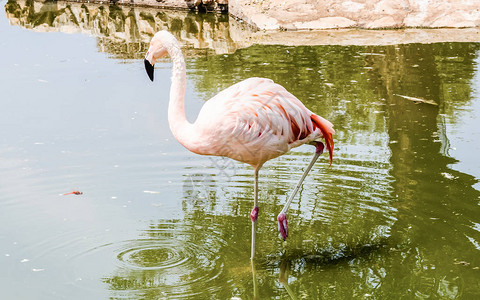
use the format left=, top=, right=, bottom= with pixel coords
left=1, top=0, right=480, bottom=299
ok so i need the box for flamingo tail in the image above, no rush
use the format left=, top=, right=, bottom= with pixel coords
left=310, top=114, right=335, bottom=165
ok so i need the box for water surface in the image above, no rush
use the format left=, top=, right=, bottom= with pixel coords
left=1, top=1, right=480, bottom=299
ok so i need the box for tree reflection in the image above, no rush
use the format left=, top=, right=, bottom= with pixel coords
left=368, top=42, right=480, bottom=298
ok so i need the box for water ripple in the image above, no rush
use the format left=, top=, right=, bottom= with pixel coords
left=76, top=222, right=226, bottom=298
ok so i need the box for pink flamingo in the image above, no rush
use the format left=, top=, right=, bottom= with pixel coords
left=144, top=31, right=335, bottom=259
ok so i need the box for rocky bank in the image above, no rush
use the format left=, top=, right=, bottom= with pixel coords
left=94, top=0, right=480, bottom=30
left=229, top=0, right=480, bottom=30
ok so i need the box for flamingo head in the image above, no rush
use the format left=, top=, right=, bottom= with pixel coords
left=144, top=31, right=171, bottom=81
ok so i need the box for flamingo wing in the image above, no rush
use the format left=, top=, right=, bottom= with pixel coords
left=193, top=78, right=334, bottom=166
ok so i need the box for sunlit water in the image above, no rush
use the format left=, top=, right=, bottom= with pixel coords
left=1, top=0, right=480, bottom=299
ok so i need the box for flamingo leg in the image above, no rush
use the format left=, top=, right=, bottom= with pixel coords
left=277, top=142, right=324, bottom=240
left=250, top=169, right=259, bottom=259
left=251, top=259, right=259, bottom=299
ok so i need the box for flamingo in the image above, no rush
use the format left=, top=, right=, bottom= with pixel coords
left=144, top=31, right=335, bottom=259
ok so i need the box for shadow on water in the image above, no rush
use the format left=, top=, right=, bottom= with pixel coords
left=256, top=241, right=389, bottom=300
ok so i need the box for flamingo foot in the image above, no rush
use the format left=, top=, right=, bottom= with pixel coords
left=277, top=213, right=288, bottom=240
left=250, top=206, right=259, bottom=223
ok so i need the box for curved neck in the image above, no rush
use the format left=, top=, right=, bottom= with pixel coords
left=166, top=39, right=194, bottom=148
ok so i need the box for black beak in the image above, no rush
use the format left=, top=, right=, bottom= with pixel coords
left=144, top=59, right=154, bottom=82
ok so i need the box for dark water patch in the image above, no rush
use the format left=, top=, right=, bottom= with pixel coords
left=264, top=238, right=390, bottom=270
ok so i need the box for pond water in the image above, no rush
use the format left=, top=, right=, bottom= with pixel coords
left=1, top=0, right=480, bottom=299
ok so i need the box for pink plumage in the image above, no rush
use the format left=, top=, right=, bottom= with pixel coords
left=192, top=77, right=334, bottom=169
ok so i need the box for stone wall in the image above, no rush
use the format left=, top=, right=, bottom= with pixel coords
left=229, top=0, right=480, bottom=30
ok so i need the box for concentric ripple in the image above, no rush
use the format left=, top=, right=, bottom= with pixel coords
left=116, top=239, right=192, bottom=270
left=77, top=222, right=227, bottom=299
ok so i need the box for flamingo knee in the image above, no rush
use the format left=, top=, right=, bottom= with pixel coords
left=277, top=213, right=288, bottom=240
left=250, top=206, right=259, bottom=223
